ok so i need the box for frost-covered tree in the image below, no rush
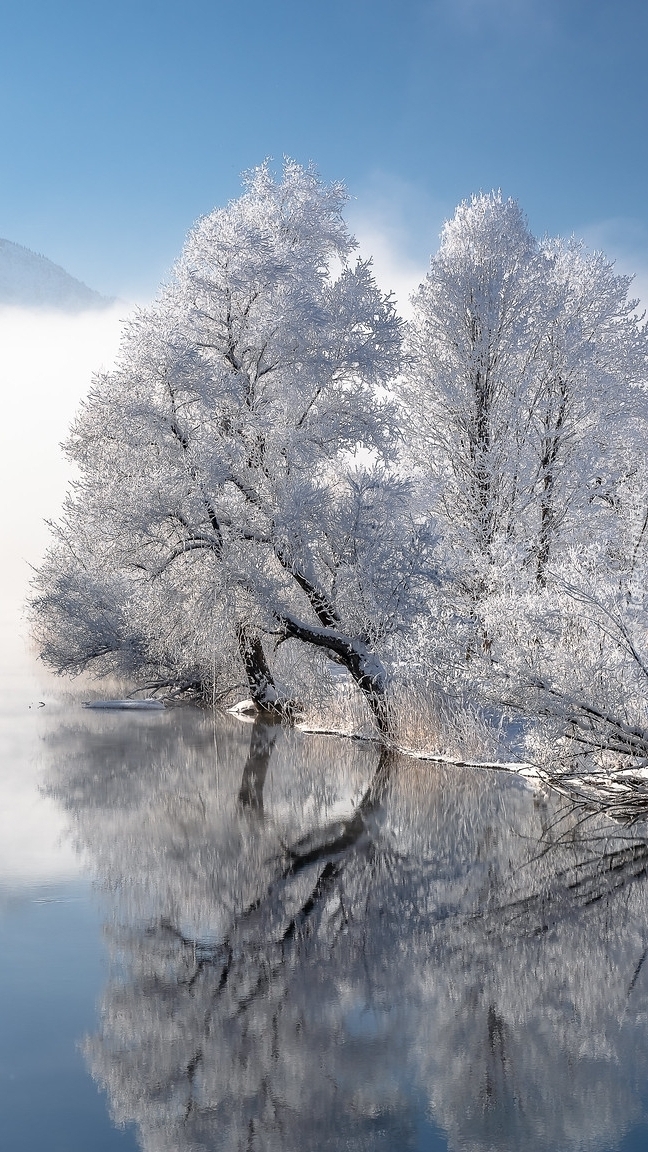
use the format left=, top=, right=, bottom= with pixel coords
left=403, top=193, right=647, bottom=588
left=31, top=162, right=428, bottom=731
left=403, top=192, right=547, bottom=586
left=400, top=193, right=648, bottom=776
left=530, top=239, right=647, bottom=583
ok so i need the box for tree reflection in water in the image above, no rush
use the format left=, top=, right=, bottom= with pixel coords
left=46, top=707, right=648, bottom=1152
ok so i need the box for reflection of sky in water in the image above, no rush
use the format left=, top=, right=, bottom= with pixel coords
left=0, top=626, right=80, bottom=891
left=0, top=628, right=138, bottom=1149
left=0, top=882, right=138, bottom=1151
left=4, top=631, right=648, bottom=1150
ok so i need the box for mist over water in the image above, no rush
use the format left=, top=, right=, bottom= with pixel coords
left=0, top=303, right=127, bottom=626
left=0, top=301, right=130, bottom=889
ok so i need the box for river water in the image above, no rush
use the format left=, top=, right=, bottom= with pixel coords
left=3, top=640, right=648, bottom=1151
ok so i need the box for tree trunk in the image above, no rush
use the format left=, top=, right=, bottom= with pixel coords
left=277, top=612, right=392, bottom=738
left=235, top=624, right=296, bottom=718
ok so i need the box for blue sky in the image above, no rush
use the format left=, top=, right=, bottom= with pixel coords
left=1, top=0, right=648, bottom=298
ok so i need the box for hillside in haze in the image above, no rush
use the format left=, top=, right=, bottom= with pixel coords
left=0, top=238, right=113, bottom=310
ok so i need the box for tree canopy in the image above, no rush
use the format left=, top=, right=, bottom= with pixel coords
left=32, top=162, right=432, bottom=731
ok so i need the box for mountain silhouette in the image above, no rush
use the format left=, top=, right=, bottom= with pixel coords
left=0, top=238, right=113, bottom=311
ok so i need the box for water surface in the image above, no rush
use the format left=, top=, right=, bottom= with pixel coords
left=3, top=661, right=648, bottom=1151
left=0, top=637, right=138, bottom=1150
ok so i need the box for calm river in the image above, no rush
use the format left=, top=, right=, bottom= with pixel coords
left=3, top=645, right=648, bottom=1151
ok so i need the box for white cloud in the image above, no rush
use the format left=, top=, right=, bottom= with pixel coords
left=350, top=224, right=428, bottom=321
left=346, top=172, right=444, bottom=319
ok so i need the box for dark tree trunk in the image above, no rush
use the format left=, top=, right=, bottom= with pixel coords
left=536, top=380, right=567, bottom=586
left=236, top=623, right=297, bottom=718
left=277, top=612, right=392, bottom=738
